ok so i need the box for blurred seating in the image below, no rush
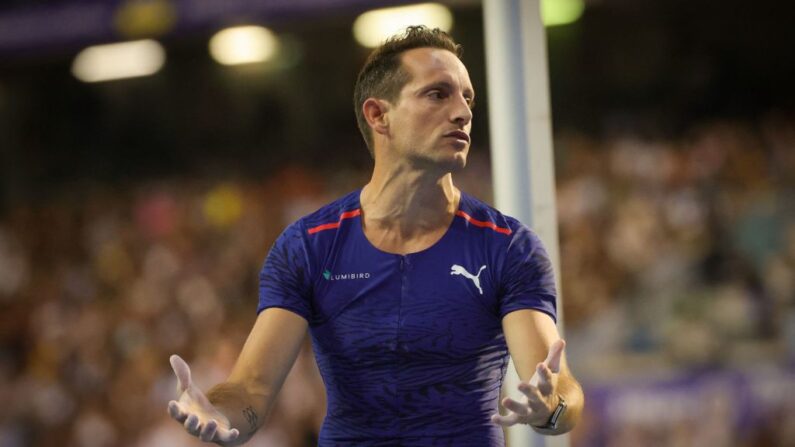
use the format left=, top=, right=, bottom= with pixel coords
left=0, top=115, right=793, bottom=446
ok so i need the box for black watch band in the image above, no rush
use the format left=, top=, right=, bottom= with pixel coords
left=533, top=394, right=567, bottom=430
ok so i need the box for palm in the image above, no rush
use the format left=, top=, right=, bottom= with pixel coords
left=168, top=355, right=240, bottom=444
left=492, top=339, right=565, bottom=427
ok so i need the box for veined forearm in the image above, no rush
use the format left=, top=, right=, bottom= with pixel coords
left=206, top=382, right=274, bottom=444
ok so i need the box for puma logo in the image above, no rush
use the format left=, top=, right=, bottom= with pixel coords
left=450, top=264, right=487, bottom=295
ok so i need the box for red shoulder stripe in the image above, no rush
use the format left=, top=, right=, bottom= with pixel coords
left=455, top=210, right=512, bottom=235
left=307, top=209, right=361, bottom=234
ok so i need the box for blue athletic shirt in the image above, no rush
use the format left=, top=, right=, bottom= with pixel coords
left=258, top=189, right=557, bottom=446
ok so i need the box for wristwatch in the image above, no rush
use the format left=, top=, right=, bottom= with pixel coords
left=532, top=394, right=567, bottom=430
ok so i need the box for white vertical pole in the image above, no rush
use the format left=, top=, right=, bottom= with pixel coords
left=482, top=1, right=567, bottom=447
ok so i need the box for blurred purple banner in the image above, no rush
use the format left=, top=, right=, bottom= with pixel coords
left=0, top=0, right=411, bottom=56
left=580, top=366, right=795, bottom=446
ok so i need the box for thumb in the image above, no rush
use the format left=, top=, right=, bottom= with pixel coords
left=170, top=354, right=192, bottom=392
left=544, top=339, right=566, bottom=373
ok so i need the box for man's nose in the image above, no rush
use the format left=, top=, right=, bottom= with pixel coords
left=451, top=95, right=473, bottom=127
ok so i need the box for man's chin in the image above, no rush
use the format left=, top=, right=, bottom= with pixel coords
left=448, top=149, right=468, bottom=170
left=446, top=155, right=467, bottom=172
left=427, top=148, right=467, bottom=170
left=410, top=149, right=467, bottom=172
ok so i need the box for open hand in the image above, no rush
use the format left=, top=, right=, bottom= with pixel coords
left=167, top=355, right=241, bottom=445
left=491, top=339, right=565, bottom=427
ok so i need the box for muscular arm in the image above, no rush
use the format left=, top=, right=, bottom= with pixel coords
left=500, top=309, right=584, bottom=435
left=213, top=307, right=308, bottom=443
left=169, top=307, right=308, bottom=445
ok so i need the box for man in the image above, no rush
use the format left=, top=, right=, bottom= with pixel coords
left=168, top=26, right=583, bottom=446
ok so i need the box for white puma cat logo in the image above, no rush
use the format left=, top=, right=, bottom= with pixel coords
left=450, top=264, right=487, bottom=295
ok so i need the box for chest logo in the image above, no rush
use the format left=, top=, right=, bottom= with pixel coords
left=323, top=269, right=371, bottom=280
left=450, top=264, right=487, bottom=295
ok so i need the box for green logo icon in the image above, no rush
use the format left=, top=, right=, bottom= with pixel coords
left=323, top=270, right=331, bottom=280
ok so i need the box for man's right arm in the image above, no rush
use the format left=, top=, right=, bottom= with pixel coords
left=169, top=307, right=308, bottom=445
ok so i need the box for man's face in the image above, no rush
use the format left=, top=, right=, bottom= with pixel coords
left=386, top=47, right=474, bottom=172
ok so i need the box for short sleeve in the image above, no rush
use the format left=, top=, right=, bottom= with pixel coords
left=257, top=221, right=313, bottom=321
left=498, top=225, right=558, bottom=322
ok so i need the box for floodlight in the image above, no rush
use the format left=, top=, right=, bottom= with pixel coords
left=209, top=26, right=279, bottom=66
left=353, top=3, right=453, bottom=48
left=72, top=40, right=166, bottom=83
left=542, top=0, right=585, bottom=27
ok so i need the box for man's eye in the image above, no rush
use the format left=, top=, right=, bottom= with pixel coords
left=428, top=90, right=446, bottom=99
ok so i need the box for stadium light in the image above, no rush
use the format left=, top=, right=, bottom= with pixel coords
left=541, top=0, right=585, bottom=27
left=209, top=26, right=279, bottom=66
left=353, top=3, right=453, bottom=48
left=71, top=39, right=166, bottom=83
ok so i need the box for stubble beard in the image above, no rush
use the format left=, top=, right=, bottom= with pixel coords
left=409, top=144, right=468, bottom=175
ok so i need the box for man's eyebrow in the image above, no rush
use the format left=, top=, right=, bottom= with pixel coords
left=419, top=81, right=453, bottom=91
left=420, top=81, right=476, bottom=99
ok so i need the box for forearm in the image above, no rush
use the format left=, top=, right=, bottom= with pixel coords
left=206, top=381, right=275, bottom=445
left=205, top=308, right=308, bottom=444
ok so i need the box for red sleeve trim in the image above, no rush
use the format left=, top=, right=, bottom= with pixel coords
left=307, top=209, right=362, bottom=234
left=455, top=210, right=512, bottom=235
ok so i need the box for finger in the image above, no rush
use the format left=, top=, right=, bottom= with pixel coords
left=528, top=369, right=540, bottom=388
left=518, top=381, right=540, bottom=398
left=518, top=383, right=547, bottom=413
left=544, top=339, right=566, bottom=373
left=216, top=427, right=240, bottom=443
left=168, top=400, right=188, bottom=423
left=184, top=414, right=200, bottom=435
left=491, top=412, right=522, bottom=427
left=502, top=397, right=529, bottom=416
left=170, top=354, right=192, bottom=392
left=527, top=397, right=547, bottom=414
left=199, top=419, right=218, bottom=442
left=536, top=363, right=554, bottom=396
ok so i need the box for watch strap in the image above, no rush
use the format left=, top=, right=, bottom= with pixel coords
left=533, top=394, right=567, bottom=430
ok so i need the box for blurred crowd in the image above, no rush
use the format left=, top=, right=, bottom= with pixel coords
left=0, top=115, right=793, bottom=447
left=557, top=115, right=795, bottom=372
left=0, top=166, right=347, bottom=447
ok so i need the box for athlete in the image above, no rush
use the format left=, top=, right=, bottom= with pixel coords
left=168, top=26, right=583, bottom=445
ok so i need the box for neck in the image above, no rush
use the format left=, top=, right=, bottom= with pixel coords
left=360, top=158, right=460, bottom=238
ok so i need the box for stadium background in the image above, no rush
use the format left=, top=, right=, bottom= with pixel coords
left=0, top=0, right=794, bottom=446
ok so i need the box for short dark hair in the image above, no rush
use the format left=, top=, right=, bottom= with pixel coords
left=353, top=26, right=463, bottom=157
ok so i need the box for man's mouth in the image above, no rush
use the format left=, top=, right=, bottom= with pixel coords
left=444, top=130, right=470, bottom=143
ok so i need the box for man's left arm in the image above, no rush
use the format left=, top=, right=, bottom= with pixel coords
left=492, top=309, right=584, bottom=435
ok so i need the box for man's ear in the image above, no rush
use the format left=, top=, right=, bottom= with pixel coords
left=363, top=98, right=390, bottom=136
